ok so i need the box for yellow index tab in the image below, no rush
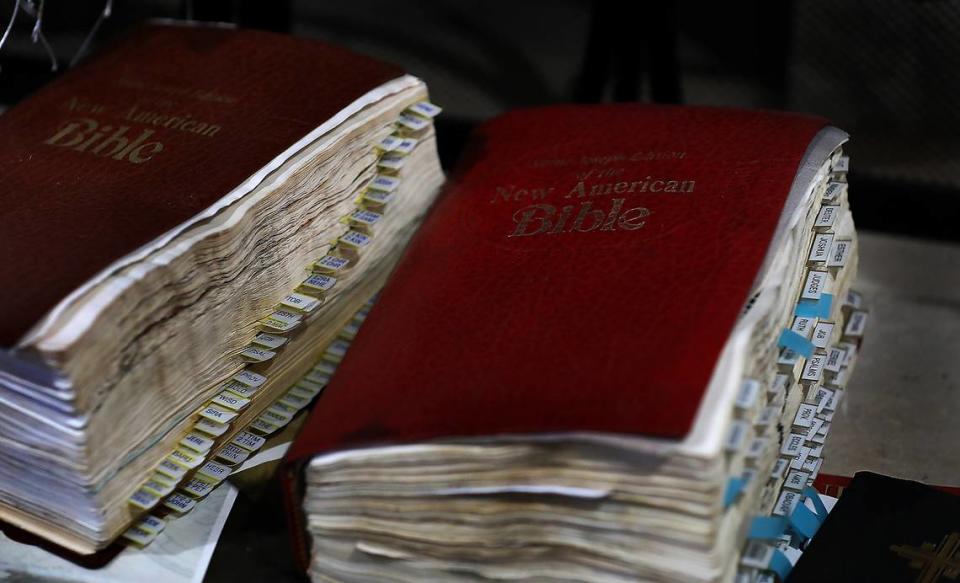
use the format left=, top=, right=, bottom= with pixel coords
left=251, top=332, right=288, bottom=350
left=168, top=448, right=205, bottom=470
left=141, top=477, right=175, bottom=497
left=313, top=255, right=349, bottom=274
left=222, top=379, right=258, bottom=399
left=181, top=476, right=217, bottom=498
left=249, top=417, right=280, bottom=435
left=156, top=458, right=188, bottom=481
left=163, top=493, right=197, bottom=514
left=122, top=525, right=157, bottom=547
left=212, top=391, right=250, bottom=412
left=199, top=404, right=238, bottom=424
left=136, top=515, right=166, bottom=535
left=408, top=101, right=442, bottom=118
left=194, top=416, right=230, bottom=437
left=240, top=345, right=276, bottom=363
left=280, top=292, right=322, bottom=313
left=180, top=432, right=215, bottom=454
left=129, top=488, right=161, bottom=510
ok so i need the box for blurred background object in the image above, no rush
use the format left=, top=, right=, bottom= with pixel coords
left=2, top=0, right=958, bottom=241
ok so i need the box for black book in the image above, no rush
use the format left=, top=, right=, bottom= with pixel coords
left=789, top=472, right=960, bottom=583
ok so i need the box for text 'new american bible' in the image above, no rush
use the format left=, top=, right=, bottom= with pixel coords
left=0, top=22, right=444, bottom=553
left=283, top=104, right=869, bottom=582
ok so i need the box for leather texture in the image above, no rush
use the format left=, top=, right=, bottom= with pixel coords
left=0, top=23, right=403, bottom=346
left=286, top=104, right=827, bottom=461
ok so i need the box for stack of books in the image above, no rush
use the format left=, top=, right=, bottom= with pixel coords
left=283, top=105, right=867, bottom=582
left=0, top=23, right=443, bottom=553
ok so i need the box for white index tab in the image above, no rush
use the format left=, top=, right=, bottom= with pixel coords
left=313, top=255, right=350, bottom=274
left=844, top=310, right=869, bottom=338
left=212, top=391, right=250, bottom=412
left=397, top=112, right=430, bottom=131
left=194, top=417, right=230, bottom=437
left=393, top=137, right=418, bottom=155
left=240, top=345, right=276, bottom=363
left=199, top=404, right=238, bottom=424
left=216, top=443, right=250, bottom=466
left=376, top=135, right=402, bottom=151
left=815, top=205, right=841, bottom=229
left=801, top=270, right=828, bottom=300
left=301, top=273, right=337, bottom=293
left=163, top=492, right=197, bottom=514
left=339, top=230, right=372, bottom=248
left=180, top=432, right=215, bottom=454
left=197, top=461, right=232, bottom=484
left=808, top=233, right=834, bottom=263
left=827, top=239, right=853, bottom=268
left=281, top=292, right=322, bottom=313
left=368, top=174, right=401, bottom=193
left=251, top=333, right=288, bottom=350
left=232, top=430, right=266, bottom=452
left=811, top=322, right=834, bottom=349
left=233, top=370, right=267, bottom=388
left=408, top=101, right=442, bottom=118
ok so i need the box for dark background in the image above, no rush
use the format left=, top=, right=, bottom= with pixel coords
left=1, top=1, right=957, bottom=580
left=1, top=0, right=959, bottom=242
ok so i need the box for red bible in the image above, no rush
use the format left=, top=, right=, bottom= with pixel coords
left=284, top=105, right=866, bottom=582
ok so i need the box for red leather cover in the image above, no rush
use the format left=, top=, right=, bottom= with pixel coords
left=286, top=105, right=827, bottom=460
left=0, top=23, right=403, bottom=346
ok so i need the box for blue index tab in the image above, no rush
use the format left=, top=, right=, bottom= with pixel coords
left=778, top=329, right=814, bottom=358
left=724, top=477, right=746, bottom=508
left=788, top=501, right=822, bottom=540
left=795, top=294, right=833, bottom=318
left=748, top=516, right=790, bottom=540
left=804, top=486, right=830, bottom=519
left=770, top=550, right=794, bottom=581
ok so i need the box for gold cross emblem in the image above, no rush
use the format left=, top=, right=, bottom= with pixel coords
left=891, top=533, right=960, bottom=583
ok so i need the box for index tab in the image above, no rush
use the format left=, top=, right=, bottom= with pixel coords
left=194, top=417, right=230, bottom=437
left=791, top=316, right=816, bottom=339
left=363, top=189, right=395, bottom=205
left=181, top=476, right=216, bottom=498
left=251, top=333, right=288, bottom=350
left=216, top=443, right=250, bottom=466
left=222, top=379, right=259, bottom=399
left=377, top=153, right=406, bottom=171
left=811, top=322, right=834, bottom=349
left=136, top=515, right=166, bottom=535
left=212, top=391, right=250, bottom=412
left=338, top=230, right=372, bottom=249
left=301, top=273, right=337, bottom=293
left=393, top=137, right=418, bottom=155
left=781, top=433, right=805, bottom=456
left=349, top=209, right=383, bottom=228
left=844, top=310, right=868, bottom=338
left=163, top=492, right=197, bottom=514
left=168, top=448, right=205, bottom=470
left=199, top=404, right=238, bottom=424
left=801, top=270, right=828, bottom=300
left=814, top=206, right=841, bottom=230
left=808, top=233, right=833, bottom=263
left=233, top=369, right=267, bottom=388
left=724, top=420, right=749, bottom=452
left=325, top=339, right=351, bottom=360
left=142, top=477, right=175, bottom=497
left=180, top=432, right=215, bottom=454
left=122, top=525, right=157, bottom=546
left=197, top=461, right=232, bottom=484
left=793, top=404, right=817, bottom=428
left=408, top=101, right=442, bottom=118
left=232, top=430, right=266, bottom=452
left=824, top=347, right=846, bottom=373
left=249, top=417, right=280, bottom=435
left=313, top=255, right=350, bottom=274
left=783, top=470, right=811, bottom=492
left=376, top=135, right=402, bottom=151
left=834, top=156, right=850, bottom=172
left=827, top=239, right=853, bottom=268
left=368, top=174, right=401, bottom=193
left=281, top=292, right=322, bottom=313
left=259, top=408, right=292, bottom=427
left=156, top=458, right=188, bottom=481
left=801, top=353, right=825, bottom=383
left=773, top=490, right=801, bottom=517
left=823, top=181, right=845, bottom=203
left=129, top=488, right=161, bottom=510
left=240, top=345, right=276, bottom=363
left=735, top=379, right=760, bottom=410
left=259, top=310, right=302, bottom=333
left=397, top=112, right=430, bottom=132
